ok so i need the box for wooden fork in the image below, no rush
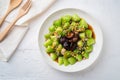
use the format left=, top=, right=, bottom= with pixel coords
left=0, top=0, right=22, bottom=27
left=0, top=0, right=32, bottom=42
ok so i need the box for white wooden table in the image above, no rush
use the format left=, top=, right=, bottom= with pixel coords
left=0, top=0, right=120, bottom=80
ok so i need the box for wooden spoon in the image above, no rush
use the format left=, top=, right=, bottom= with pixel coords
left=0, top=0, right=22, bottom=27
left=0, top=0, right=32, bottom=42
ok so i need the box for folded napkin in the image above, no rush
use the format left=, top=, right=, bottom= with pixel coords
left=0, top=22, right=29, bottom=61
left=0, top=0, right=56, bottom=61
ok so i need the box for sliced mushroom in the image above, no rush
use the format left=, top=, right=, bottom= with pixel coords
left=72, top=37, right=78, bottom=42
left=75, top=31, right=79, bottom=35
left=66, top=32, right=74, bottom=39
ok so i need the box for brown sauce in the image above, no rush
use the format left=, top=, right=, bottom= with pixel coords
left=88, top=24, right=96, bottom=39
left=55, top=59, right=58, bottom=63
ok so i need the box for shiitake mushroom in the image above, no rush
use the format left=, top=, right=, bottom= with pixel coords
left=59, top=31, right=79, bottom=51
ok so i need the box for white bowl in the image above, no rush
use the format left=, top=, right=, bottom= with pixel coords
left=38, top=8, right=103, bottom=72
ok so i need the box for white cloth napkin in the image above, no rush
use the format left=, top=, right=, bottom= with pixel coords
left=0, top=22, right=29, bottom=61
left=0, top=0, right=56, bottom=61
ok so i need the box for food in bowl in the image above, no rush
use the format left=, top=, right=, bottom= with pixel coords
left=44, top=14, right=95, bottom=66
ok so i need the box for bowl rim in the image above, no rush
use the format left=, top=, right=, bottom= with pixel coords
left=38, top=8, right=103, bottom=72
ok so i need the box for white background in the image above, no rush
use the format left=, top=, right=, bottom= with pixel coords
left=0, top=0, right=120, bottom=80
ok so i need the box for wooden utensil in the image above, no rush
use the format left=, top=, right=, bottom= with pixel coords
left=0, top=0, right=32, bottom=42
left=0, top=0, right=22, bottom=27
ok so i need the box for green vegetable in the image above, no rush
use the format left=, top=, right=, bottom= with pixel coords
left=83, top=52, right=89, bottom=59
left=52, top=41, right=59, bottom=47
left=73, top=49, right=79, bottom=54
left=50, top=36, right=57, bottom=41
left=56, top=27, right=63, bottom=35
left=79, top=32, right=85, bottom=39
left=86, top=45, right=93, bottom=53
left=63, top=58, right=69, bottom=66
left=44, top=33, right=50, bottom=39
left=49, top=25, right=55, bottom=32
left=61, top=30, right=66, bottom=36
left=64, top=51, right=71, bottom=58
left=79, top=19, right=88, bottom=29
left=77, top=40, right=83, bottom=47
left=68, top=57, right=77, bottom=65
left=72, top=14, right=81, bottom=22
left=63, top=22, right=70, bottom=29
left=53, top=19, right=62, bottom=27
left=58, top=57, right=64, bottom=65
left=50, top=53, right=57, bottom=60
left=71, top=22, right=76, bottom=26
left=56, top=44, right=62, bottom=51
left=46, top=46, right=54, bottom=53
left=85, top=30, right=92, bottom=38
left=87, top=38, right=95, bottom=46
left=44, top=39, right=52, bottom=47
left=61, top=15, right=71, bottom=24
left=76, top=54, right=82, bottom=61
